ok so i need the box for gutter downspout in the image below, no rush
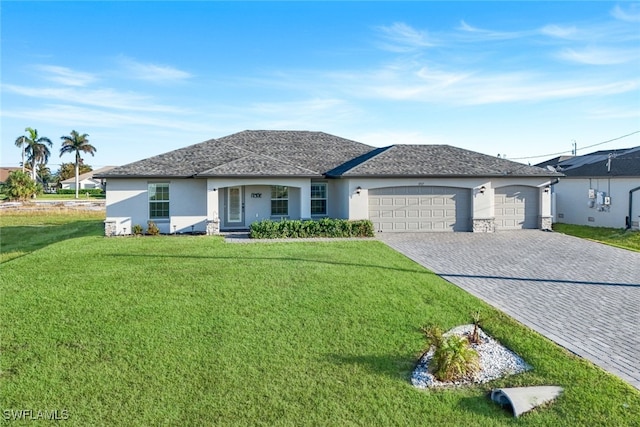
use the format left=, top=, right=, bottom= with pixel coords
left=627, top=185, right=640, bottom=230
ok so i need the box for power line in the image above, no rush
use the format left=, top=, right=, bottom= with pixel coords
left=509, top=130, right=640, bottom=161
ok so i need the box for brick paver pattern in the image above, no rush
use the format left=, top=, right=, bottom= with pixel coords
left=377, top=230, right=640, bottom=390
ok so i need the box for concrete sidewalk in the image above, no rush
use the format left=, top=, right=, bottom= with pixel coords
left=377, top=230, right=640, bottom=390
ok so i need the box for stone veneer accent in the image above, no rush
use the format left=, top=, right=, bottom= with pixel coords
left=539, top=216, right=553, bottom=231
left=104, top=220, right=117, bottom=237
left=206, top=219, right=220, bottom=235
left=473, top=218, right=495, bottom=233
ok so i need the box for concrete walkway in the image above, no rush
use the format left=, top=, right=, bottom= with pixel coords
left=377, top=230, right=640, bottom=390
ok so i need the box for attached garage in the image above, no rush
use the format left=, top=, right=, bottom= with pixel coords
left=369, top=186, right=471, bottom=232
left=494, top=186, right=539, bottom=230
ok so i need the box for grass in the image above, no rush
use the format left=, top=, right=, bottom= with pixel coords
left=553, top=223, right=640, bottom=252
left=1, top=214, right=639, bottom=426
left=0, top=210, right=104, bottom=263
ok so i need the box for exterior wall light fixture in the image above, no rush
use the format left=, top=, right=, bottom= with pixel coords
left=356, top=186, right=362, bottom=195
left=479, top=186, right=486, bottom=194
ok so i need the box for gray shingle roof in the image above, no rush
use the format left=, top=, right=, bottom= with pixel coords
left=544, top=146, right=640, bottom=177
left=101, top=131, right=561, bottom=179
left=337, top=145, right=561, bottom=177
left=102, top=130, right=374, bottom=178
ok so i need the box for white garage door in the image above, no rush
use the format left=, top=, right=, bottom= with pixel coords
left=494, top=186, right=539, bottom=230
left=369, top=187, right=471, bottom=232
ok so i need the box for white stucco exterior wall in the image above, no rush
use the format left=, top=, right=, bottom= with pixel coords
left=206, top=177, right=312, bottom=228
left=105, top=179, right=148, bottom=234
left=554, top=177, right=640, bottom=229
left=169, top=179, right=207, bottom=233
left=105, top=178, right=208, bottom=234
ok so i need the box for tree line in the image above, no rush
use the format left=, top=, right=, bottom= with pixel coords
left=4, top=128, right=97, bottom=200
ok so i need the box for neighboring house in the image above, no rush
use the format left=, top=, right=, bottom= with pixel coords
left=0, top=167, right=21, bottom=184
left=60, top=166, right=116, bottom=191
left=100, top=130, right=560, bottom=236
left=537, top=146, right=640, bottom=230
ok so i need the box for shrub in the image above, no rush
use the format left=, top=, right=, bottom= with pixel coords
left=56, top=188, right=104, bottom=195
left=469, top=311, right=482, bottom=345
left=249, top=218, right=374, bottom=239
left=422, top=325, right=479, bottom=382
left=2, top=170, right=41, bottom=201
left=146, top=221, right=160, bottom=236
left=132, top=224, right=144, bottom=235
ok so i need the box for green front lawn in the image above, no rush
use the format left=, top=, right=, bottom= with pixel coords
left=1, top=214, right=638, bottom=426
left=553, top=223, right=640, bottom=252
left=0, top=211, right=104, bottom=263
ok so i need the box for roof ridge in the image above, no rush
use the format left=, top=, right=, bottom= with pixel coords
left=215, top=136, right=320, bottom=175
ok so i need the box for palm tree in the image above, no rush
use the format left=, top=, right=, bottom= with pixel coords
left=60, top=130, right=96, bottom=199
left=15, top=127, right=52, bottom=180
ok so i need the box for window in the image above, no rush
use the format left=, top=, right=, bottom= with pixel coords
left=311, top=183, right=327, bottom=216
left=271, top=185, right=288, bottom=216
left=149, top=183, right=169, bottom=219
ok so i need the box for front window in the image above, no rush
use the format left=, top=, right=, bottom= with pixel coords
left=149, top=183, right=169, bottom=219
left=311, top=183, right=327, bottom=216
left=271, top=185, right=288, bottom=216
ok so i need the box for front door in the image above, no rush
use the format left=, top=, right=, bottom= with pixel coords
left=226, top=186, right=244, bottom=227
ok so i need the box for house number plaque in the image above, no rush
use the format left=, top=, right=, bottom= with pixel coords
left=251, top=193, right=262, bottom=198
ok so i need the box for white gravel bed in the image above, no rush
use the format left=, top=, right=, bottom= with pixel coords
left=411, top=324, right=531, bottom=389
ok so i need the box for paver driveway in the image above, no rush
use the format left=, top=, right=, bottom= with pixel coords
left=377, top=230, right=640, bottom=390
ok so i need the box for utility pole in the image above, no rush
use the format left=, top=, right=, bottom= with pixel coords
left=572, top=140, right=577, bottom=156
left=21, top=135, right=26, bottom=172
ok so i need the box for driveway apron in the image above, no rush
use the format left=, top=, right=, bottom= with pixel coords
left=377, top=230, right=640, bottom=390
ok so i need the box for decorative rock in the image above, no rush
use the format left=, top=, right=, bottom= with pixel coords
left=411, top=325, right=531, bottom=388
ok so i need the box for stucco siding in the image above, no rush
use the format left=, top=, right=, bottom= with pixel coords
left=105, top=179, right=149, bottom=234
left=169, top=179, right=207, bottom=233
left=105, top=178, right=208, bottom=234
left=555, top=177, right=639, bottom=229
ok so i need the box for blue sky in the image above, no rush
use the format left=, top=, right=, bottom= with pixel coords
left=2, top=1, right=639, bottom=169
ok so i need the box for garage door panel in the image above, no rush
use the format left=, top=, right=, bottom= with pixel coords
left=406, top=209, right=419, bottom=218
left=494, top=186, right=539, bottom=230
left=369, top=186, right=470, bottom=232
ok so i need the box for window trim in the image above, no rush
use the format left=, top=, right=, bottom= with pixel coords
left=310, top=182, right=328, bottom=216
left=270, top=185, right=289, bottom=216
left=148, top=182, right=170, bottom=220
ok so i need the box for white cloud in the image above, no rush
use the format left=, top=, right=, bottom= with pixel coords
left=338, top=63, right=639, bottom=106
left=539, top=24, right=577, bottom=39
left=557, top=47, right=639, bottom=65
left=118, top=57, right=192, bottom=83
left=1, top=104, right=214, bottom=133
left=36, top=65, right=97, bottom=86
left=587, top=106, right=640, bottom=120
left=376, top=22, right=436, bottom=52
left=456, top=20, right=531, bottom=40
left=2, top=84, right=185, bottom=113
left=611, top=4, right=640, bottom=22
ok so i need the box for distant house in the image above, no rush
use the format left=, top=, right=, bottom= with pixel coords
left=0, top=167, right=21, bottom=184
left=60, top=166, right=116, bottom=191
left=100, top=130, right=560, bottom=236
left=537, top=146, right=640, bottom=229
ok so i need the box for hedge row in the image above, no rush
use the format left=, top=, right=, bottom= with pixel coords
left=57, top=188, right=104, bottom=195
left=249, top=218, right=375, bottom=239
